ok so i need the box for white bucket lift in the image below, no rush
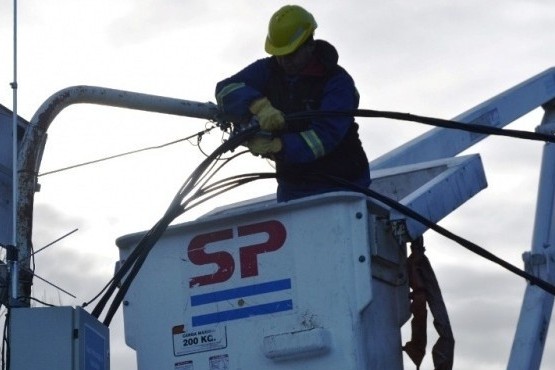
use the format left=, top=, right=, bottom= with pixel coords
left=116, top=149, right=487, bottom=370
left=117, top=192, right=411, bottom=370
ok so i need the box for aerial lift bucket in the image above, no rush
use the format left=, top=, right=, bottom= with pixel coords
left=117, top=192, right=410, bottom=370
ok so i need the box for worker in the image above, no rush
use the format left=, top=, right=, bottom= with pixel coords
left=215, top=5, right=370, bottom=202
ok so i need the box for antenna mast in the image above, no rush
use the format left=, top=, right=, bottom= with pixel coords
left=10, top=0, right=20, bottom=306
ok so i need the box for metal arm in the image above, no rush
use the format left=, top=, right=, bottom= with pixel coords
left=371, top=67, right=555, bottom=370
left=370, top=67, right=555, bottom=170
left=506, top=102, right=555, bottom=370
left=16, top=85, right=220, bottom=304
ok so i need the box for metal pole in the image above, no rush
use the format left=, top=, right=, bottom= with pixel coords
left=507, top=103, right=555, bottom=370
left=10, top=0, right=20, bottom=306
left=16, top=86, right=221, bottom=300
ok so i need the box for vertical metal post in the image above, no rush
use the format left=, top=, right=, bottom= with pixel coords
left=507, top=102, right=555, bottom=370
left=10, top=0, right=20, bottom=306
left=6, top=245, right=19, bottom=306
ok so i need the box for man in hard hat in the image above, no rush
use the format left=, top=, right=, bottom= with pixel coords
left=216, top=5, right=370, bottom=202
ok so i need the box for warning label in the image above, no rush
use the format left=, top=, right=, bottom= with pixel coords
left=175, top=360, right=194, bottom=370
left=173, top=325, right=227, bottom=356
left=209, top=354, right=229, bottom=370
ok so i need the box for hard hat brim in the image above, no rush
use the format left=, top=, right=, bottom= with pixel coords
left=265, top=30, right=312, bottom=56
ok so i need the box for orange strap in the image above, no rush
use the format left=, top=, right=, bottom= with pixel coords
left=403, top=237, right=455, bottom=370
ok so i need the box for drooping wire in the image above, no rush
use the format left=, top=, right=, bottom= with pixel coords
left=317, top=173, right=555, bottom=296
left=38, top=126, right=217, bottom=177
left=2, top=311, right=9, bottom=370
left=88, top=106, right=555, bottom=326
left=38, top=108, right=555, bottom=180
left=286, top=108, right=555, bottom=292
left=99, top=161, right=267, bottom=326
left=181, top=172, right=276, bottom=213
left=80, top=171, right=275, bottom=311
left=20, top=296, right=55, bottom=307
left=92, top=125, right=262, bottom=326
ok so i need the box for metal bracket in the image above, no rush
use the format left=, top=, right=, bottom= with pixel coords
left=522, top=249, right=555, bottom=278
left=535, top=122, right=555, bottom=135
left=390, top=219, right=410, bottom=245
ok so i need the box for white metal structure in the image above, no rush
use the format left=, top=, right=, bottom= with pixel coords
left=368, top=68, right=555, bottom=370
left=507, top=99, right=555, bottom=370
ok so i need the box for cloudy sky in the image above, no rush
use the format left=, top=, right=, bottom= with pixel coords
left=1, top=0, right=555, bottom=369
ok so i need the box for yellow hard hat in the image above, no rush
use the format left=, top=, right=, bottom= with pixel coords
left=265, top=5, right=317, bottom=56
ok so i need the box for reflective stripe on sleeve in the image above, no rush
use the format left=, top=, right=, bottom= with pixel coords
left=216, top=82, right=246, bottom=106
left=300, top=130, right=326, bottom=158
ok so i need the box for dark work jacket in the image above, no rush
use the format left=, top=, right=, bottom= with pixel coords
left=215, top=40, right=371, bottom=202
left=265, top=49, right=369, bottom=193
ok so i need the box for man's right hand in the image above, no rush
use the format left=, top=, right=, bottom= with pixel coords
left=249, top=97, right=285, bottom=132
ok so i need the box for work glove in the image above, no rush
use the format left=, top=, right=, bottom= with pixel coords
left=249, top=97, right=285, bottom=132
left=246, top=136, right=282, bottom=157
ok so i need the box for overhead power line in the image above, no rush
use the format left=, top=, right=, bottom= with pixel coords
left=287, top=108, right=555, bottom=143
left=38, top=126, right=216, bottom=177
left=38, top=107, right=555, bottom=178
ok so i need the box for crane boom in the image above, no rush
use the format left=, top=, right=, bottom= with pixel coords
left=372, top=67, right=555, bottom=370
left=370, top=67, right=555, bottom=170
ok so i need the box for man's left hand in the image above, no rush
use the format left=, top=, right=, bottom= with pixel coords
left=249, top=97, right=285, bottom=132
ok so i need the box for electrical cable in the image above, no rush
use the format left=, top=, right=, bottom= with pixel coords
left=19, top=296, right=55, bottom=307
left=81, top=276, right=114, bottom=309
left=38, top=126, right=216, bottom=177
left=100, top=172, right=264, bottom=327
left=287, top=109, right=555, bottom=143
left=100, top=146, right=264, bottom=325
left=180, top=173, right=276, bottom=215
left=93, top=125, right=261, bottom=326
left=89, top=106, right=555, bottom=325
left=2, top=311, right=8, bottom=370
left=318, top=173, right=555, bottom=296
left=57, top=127, right=229, bottom=312
left=173, top=149, right=266, bottom=211
left=37, top=108, right=554, bottom=181
left=285, top=108, right=555, bottom=293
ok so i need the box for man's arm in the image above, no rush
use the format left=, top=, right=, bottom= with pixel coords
left=278, top=71, right=359, bottom=163
left=215, top=58, right=270, bottom=121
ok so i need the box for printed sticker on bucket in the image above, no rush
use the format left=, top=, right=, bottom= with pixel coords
left=174, top=360, right=194, bottom=370
left=173, top=325, right=227, bottom=356
left=209, top=354, right=229, bottom=370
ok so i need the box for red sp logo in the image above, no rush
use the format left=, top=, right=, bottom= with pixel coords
left=188, top=220, right=286, bottom=288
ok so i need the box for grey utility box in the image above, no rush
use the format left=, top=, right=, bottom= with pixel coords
left=10, top=306, right=109, bottom=370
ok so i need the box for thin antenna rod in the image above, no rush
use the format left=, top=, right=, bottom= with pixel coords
left=32, top=273, right=77, bottom=299
left=19, top=228, right=79, bottom=263
left=10, top=0, right=20, bottom=305
left=11, top=0, right=18, bottom=245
